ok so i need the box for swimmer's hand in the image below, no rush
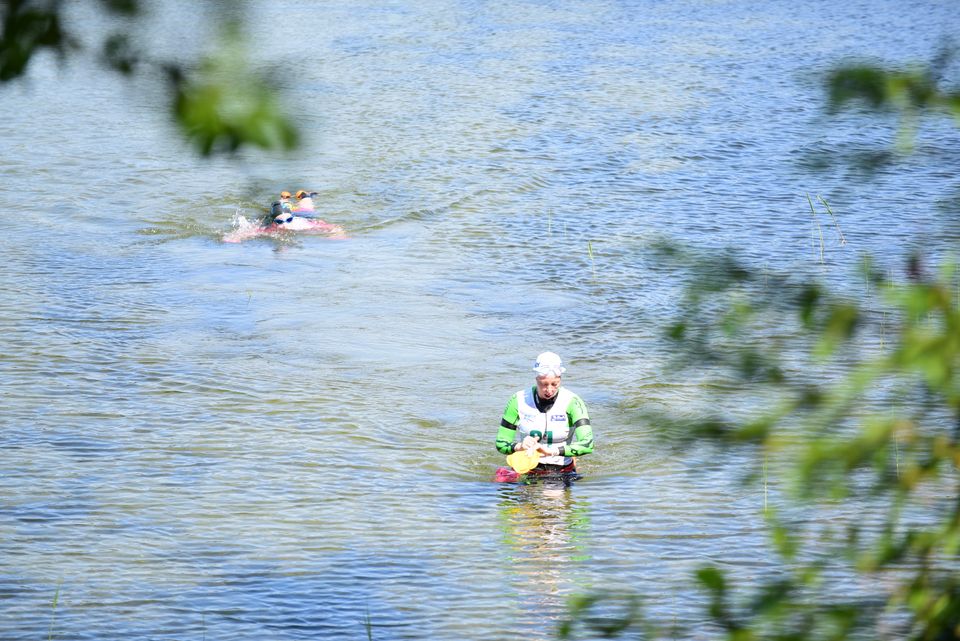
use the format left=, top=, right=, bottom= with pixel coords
left=537, top=444, right=560, bottom=456
left=520, top=435, right=540, bottom=451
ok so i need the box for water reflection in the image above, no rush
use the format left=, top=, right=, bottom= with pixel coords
left=497, top=481, right=592, bottom=638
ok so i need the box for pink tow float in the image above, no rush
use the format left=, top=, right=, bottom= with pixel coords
left=223, top=216, right=347, bottom=243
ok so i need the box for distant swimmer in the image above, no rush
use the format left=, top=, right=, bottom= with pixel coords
left=292, top=190, right=316, bottom=212
left=223, top=191, right=346, bottom=243
left=272, top=189, right=316, bottom=216
left=271, top=191, right=294, bottom=219
left=267, top=205, right=346, bottom=235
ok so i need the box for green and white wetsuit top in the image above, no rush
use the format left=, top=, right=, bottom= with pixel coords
left=496, top=386, right=594, bottom=466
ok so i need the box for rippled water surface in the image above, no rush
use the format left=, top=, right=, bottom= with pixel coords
left=3, top=1, right=960, bottom=639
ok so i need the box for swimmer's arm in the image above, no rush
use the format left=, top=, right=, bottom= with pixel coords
left=562, top=395, right=593, bottom=456
left=495, top=394, right=520, bottom=455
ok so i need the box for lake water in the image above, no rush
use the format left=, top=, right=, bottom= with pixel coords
left=3, top=1, right=960, bottom=639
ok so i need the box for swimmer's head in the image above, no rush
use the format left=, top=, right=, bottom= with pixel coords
left=295, top=190, right=309, bottom=199
left=273, top=200, right=293, bottom=225
left=280, top=191, right=292, bottom=199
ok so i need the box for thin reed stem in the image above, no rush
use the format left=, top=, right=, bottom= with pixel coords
left=881, top=310, right=886, bottom=351
left=817, top=195, right=847, bottom=246
left=48, top=579, right=62, bottom=641
left=762, top=452, right=768, bottom=514
left=894, top=430, right=900, bottom=479
left=365, top=609, right=374, bottom=641
left=587, top=241, right=598, bottom=282
left=806, top=194, right=825, bottom=264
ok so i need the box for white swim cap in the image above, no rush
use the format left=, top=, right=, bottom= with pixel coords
left=533, top=351, right=565, bottom=377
